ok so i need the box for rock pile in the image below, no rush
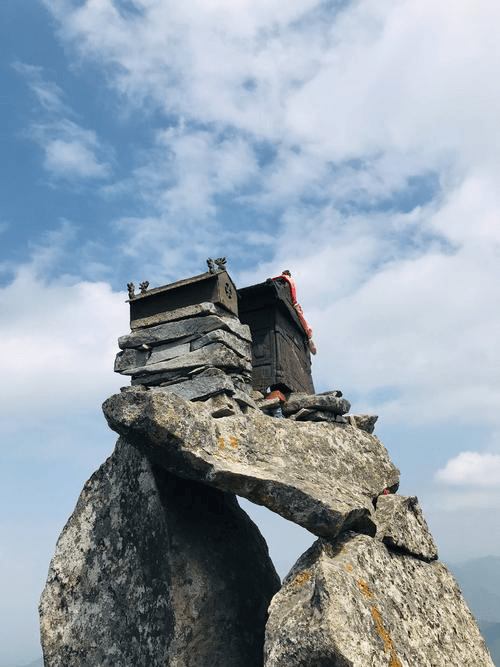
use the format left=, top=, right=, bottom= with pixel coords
left=115, top=304, right=256, bottom=414
left=39, top=267, right=494, bottom=667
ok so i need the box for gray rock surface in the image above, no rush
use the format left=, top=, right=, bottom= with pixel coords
left=375, top=494, right=438, bottom=561
left=283, top=393, right=351, bottom=417
left=116, top=343, right=252, bottom=377
left=264, top=532, right=494, bottom=667
left=102, top=386, right=400, bottom=540
left=157, top=368, right=238, bottom=402
left=119, top=313, right=251, bottom=349
left=348, top=414, right=379, bottom=434
left=39, top=438, right=280, bottom=667
left=191, top=328, right=251, bottom=358
left=129, top=301, right=236, bottom=329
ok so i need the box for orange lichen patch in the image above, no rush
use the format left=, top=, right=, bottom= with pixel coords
left=357, top=578, right=374, bottom=599
left=218, top=437, right=225, bottom=450
left=293, top=571, right=311, bottom=586
left=344, top=563, right=353, bottom=572
left=371, top=606, right=402, bottom=667
left=229, top=436, right=238, bottom=448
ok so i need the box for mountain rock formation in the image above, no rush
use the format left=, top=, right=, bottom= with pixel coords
left=265, top=533, right=488, bottom=667
left=39, top=438, right=280, bottom=667
left=39, top=271, right=494, bottom=666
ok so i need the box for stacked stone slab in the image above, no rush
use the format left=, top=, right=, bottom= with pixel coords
left=114, top=303, right=256, bottom=413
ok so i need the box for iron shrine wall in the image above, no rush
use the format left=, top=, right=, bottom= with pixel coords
left=237, top=278, right=315, bottom=395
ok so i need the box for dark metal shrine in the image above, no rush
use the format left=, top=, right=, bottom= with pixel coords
left=238, top=275, right=315, bottom=395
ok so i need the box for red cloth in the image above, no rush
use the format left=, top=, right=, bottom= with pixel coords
left=271, top=271, right=317, bottom=354
left=266, top=390, right=286, bottom=402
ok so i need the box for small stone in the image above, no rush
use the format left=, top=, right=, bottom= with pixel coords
left=232, top=389, right=258, bottom=410
left=283, top=393, right=351, bottom=417
left=251, top=390, right=265, bottom=401
left=287, top=408, right=315, bottom=421
left=348, top=414, right=379, bottom=434
left=374, top=494, right=438, bottom=561
left=203, top=394, right=241, bottom=417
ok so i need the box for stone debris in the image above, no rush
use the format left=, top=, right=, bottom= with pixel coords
left=374, top=493, right=438, bottom=561
left=103, top=386, right=400, bottom=541
left=40, top=438, right=280, bottom=667
left=264, top=533, right=493, bottom=667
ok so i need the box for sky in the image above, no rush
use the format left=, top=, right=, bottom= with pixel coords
left=1, top=0, right=500, bottom=664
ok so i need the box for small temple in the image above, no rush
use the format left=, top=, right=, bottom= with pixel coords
left=118, top=259, right=316, bottom=398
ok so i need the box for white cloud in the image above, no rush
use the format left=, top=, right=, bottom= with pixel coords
left=44, top=136, right=109, bottom=178
left=14, top=61, right=111, bottom=180
left=12, top=61, right=68, bottom=113
left=0, top=258, right=127, bottom=419
left=436, top=452, right=500, bottom=486
left=30, top=118, right=112, bottom=180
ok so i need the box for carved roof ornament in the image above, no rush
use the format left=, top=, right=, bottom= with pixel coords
left=207, top=257, right=227, bottom=273
left=127, top=281, right=150, bottom=299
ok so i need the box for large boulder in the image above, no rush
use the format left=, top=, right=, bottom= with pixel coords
left=102, top=386, right=400, bottom=540
left=39, top=438, right=280, bottom=667
left=264, top=532, right=494, bottom=667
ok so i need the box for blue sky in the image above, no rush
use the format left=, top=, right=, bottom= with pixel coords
left=2, top=0, right=500, bottom=664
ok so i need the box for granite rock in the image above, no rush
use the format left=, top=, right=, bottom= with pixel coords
left=102, top=387, right=400, bottom=540
left=40, top=438, right=280, bottom=667
left=348, top=414, right=379, bottom=434
left=375, top=494, right=438, bottom=561
left=264, top=533, right=494, bottom=667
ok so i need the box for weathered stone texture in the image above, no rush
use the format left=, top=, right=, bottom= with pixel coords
left=264, top=532, right=494, bottom=667
left=348, top=414, right=379, bottom=434
left=102, top=387, right=400, bottom=540
left=283, top=392, right=351, bottom=417
left=116, top=343, right=252, bottom=377
left=153, top=368, right=237, bottom=402
left=119, top=313, right=251, bottom=349
left=39, top=438, right=280, bottom=667
left=375, top=494, right=438, bottom=561
left=129, top=301, right=236, bottom=330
